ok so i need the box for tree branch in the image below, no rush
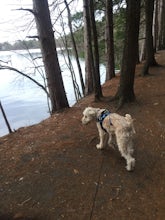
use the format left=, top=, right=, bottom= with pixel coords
left=0, top=65, right=49, bottom=97
left=14, top=8, right=36, bottom=16
left=26, top=35, right=39, bottom=40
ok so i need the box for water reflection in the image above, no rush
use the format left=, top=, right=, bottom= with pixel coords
left=0, top=49, right=106, bottom=136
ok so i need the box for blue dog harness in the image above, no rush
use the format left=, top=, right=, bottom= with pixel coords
left=97, top=109, right=112, bottom=132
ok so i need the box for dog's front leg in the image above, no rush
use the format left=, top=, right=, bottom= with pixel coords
left=96, top=123, right=106, bottom=149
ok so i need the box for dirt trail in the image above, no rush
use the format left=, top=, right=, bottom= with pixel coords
left=0, top=50, right=165, bottom=220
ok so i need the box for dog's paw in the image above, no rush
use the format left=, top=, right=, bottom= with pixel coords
left=126, top=158, right=135, bottom=171
left=96, top=144, right=104, bottom=150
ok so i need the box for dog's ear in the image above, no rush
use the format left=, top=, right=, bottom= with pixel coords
left=88, top=107, right=96, bottom=116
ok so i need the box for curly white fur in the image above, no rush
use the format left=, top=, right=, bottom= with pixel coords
left=82, top=107, right=136, bottom=171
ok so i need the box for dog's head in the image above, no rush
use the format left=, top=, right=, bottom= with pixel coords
left=81, top=107, right=97, bottom=125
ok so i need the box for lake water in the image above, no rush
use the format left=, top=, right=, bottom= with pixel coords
left=0, top=49, right=106, bottom=137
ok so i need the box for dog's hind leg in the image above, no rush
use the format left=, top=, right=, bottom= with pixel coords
left=108, top=133, right=112, bottom=146
left=116, top=132, right=135, bottom=171
left=123, top=152, right=135, bottom=171
left=107, top=133, right=116, bottom=149
left=96, top=123, right=106, bottom=149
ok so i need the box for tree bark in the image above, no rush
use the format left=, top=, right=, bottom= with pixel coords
left=139, top=0, right=146, bottom=62
left=89, top=0, right=102, bottom=99
left=33, top=0, right=69, bottom=112
left=115, top=0, right=141, bottom=107
left=83, top=0, right=94, bottom=95
left=105, top=0, right=115, bottom=80
left=153, top=0, right=159, bottom=51
left=158, top=0, right=165, bottom=49
left=142, top=0, right=158, bottom=76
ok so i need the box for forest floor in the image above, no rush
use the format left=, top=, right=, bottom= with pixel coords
left=0, top=50, right=165, bottom=220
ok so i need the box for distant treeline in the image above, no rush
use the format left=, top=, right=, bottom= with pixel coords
left=0, top=39, right=40, bottom=51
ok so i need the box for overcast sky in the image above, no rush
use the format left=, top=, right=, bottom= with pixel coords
left=0, top=0, right=34, bottom=43
left=0, top=0, right=82, bottom=44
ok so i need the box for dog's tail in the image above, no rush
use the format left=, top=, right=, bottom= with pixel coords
left=125, top=114, right=136, bottom=134
left=125, top=114, right=132, bottom=122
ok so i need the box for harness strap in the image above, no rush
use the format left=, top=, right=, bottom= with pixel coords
left=97, top=110, right=112, bottom=132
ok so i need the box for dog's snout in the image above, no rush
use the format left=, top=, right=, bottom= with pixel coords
left=82, top=117, right=86, bottom=124
left=81, top=115, right=89, bottom=125
left=81, top=116, right=85, bottom=124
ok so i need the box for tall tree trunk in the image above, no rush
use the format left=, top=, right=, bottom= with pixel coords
left=139, top=38, right=146, bottom=62
left=142, top=0, right=158, bottom=76
left=162, top=0, right=165, bottom=48
left=158, top=0, right=165, bottom=49
left=115, top=0, right=141, bottom=107
left=105, top=0, right=115, bottom=80
left=139, top=0, right=146, bottom=62
left=153, top=0, right=159, bottom=51
left=83, top=0, right=95, bottom=95
left=64, top=0, right=85, bottom=96
left=33, top=0, right=69, bottom=112
left=89, top=0, right=102, bottom=99
left=157, top=0, right=162, bottom=49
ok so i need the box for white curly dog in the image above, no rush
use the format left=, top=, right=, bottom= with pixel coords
left=82, top=107, right=136, bottom=171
